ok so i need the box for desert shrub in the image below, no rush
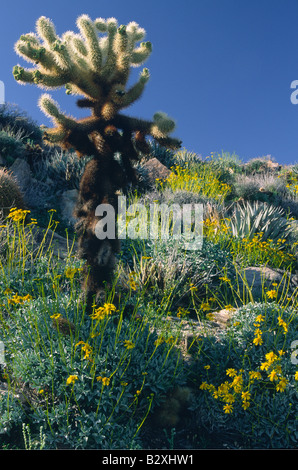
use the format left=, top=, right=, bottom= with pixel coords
left=0, top=103, right=42, bottom=144
left=0, top=130, right=26, bottom=164
left=191, top=302, right=298, bottom=448
left=119, top=236, right=235, bottom=315
left=244, top=156, right=275, bottom=175
left=233, top=173, right=288, bottom=203
left=34, top=148, right=91, bottom=190
left=0, top=286, right=186, bottom=449
left=207, top=151, right=244, bottom=184
left=157, top=164, right=231, bottom=203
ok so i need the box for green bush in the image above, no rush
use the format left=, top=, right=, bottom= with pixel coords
left=192, top=302, right=298, bottom=448
left=0, top=130, right=26, bottom=164
left=0, top=103, right=42, bottom=144
left=0, top=289, right=185, bottom=449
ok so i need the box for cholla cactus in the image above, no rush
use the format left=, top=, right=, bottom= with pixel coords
left=13, top=14, right=181, bottom=310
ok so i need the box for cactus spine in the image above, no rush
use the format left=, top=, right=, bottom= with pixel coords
left=13, top=14, right=181, bottom=311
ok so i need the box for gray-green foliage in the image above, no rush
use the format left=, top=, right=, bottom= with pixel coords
left=122, top=237, right=235, bottom=309
left=0, top=103, right=42, bottom=144
left=0, top=129, right=26, bottom=164
left=0, top=286, right=185, bottom=449
left=192, top=302, right=298, bottom=448
left=225, top=200, right=293, bottom=242
left=35, top=149, right=91, bottom=189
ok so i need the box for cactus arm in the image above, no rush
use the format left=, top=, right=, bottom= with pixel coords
left=76, top=14, right=102, bottom=72
left=121, top=67, right=150, bottom=107
left=36, top=16, right=59, bottom=46
left=131, top=41, right=152, bottom=66
left=38, top=94, right=78, bottom=128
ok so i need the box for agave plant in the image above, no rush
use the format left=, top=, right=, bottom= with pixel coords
left=225, top=200, right=293, bottom=242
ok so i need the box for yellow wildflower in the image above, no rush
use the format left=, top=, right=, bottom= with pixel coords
left=201, top=302, right=211, bottom=312
left=266, top=290, right=277, bottom=299
left=242, top=401, right=250, bottom=410
left=223, top=403, right=233, bottom=414
left=124, top=340, right=135, bottom=349
left=50, top=313, right=62, bottom=320
left=268, top=369, right=278, bottom=382
left=90, top=302, right=116, bottom=320
left=277, top=316, right=288, bottom=334
left=65, top=267, right=77, bottom=279
left=7, top=208, right=30, bottom=222
left=200, top=382, right=209, bottom=390
left=241, top=391, right=251, bottom=402
left=66, top=375, right=78, bottom=385
left=75, top=341, right=93, bottom=360
left=226, top=368, right=237, bottom=377
left=294, top=371, right=298, bottom=381
left=265, top=351, right=278, bottom=364
left=96, top=376, right=111, bottom=386
left=255, top=314, right=265, bottom=323
left=253, top=333, right=263, bottom=346
left=276, top=377, right=288, bottom=392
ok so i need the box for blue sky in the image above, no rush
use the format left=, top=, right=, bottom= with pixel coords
left=1, top=0, right=298, bottom=164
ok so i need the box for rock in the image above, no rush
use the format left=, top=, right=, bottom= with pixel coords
left=0, top=154, right=6, bottom=166
left=23, top=177, right=52, bottom=208
left=142, top=157, right=172, bottom=188
left=207, top=308, right=235, bottom=328
left=266, top=160, right=281, bottom=171
left=10, top=158, right=32, bottom=192
left=60, top=189, right=78, bottom=226
left=236, top=266, right=296, bottom=300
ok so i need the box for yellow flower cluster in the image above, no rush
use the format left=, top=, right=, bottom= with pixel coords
left=177, top=306, right=190, bottom=318
left=234, top=234, right=295, bottom=269
left=96, top=376, right=111, bottom=386
left=66, top=374, right=78, bottom=386
left=157, top=165, right=231, bottom=202
left=204, top=221, right=295, bottom=269
left=90, top=302, right=117, bottom=321
left=7, top=207, right=30, bottom=222
left=260, top=350, right=288, bottom=392
left=128, top=271, right=138, bottom=291
left=252, top=314, right=265, bottom=346
left=65, top=266, right=82, bottom=279
left=75, top=341, right=93, bottom=361
left=200, top=368, right=249, bottom=414
left=277, top=316, right=288, bottom=335
left=5, top=289, right=33, bottom=305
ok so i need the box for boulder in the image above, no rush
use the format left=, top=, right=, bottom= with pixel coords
left=0, top=153, right=6, bottom=166
left=60, top=189, right=78, bottom=226
left=10, top=158, right=32, bottom=192
left=236, top=266, right=297, bottom=300
left=141, top=157, right=172, bottom=188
